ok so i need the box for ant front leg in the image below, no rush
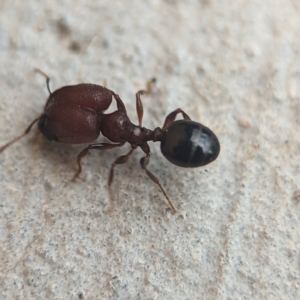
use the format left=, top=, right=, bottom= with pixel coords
left=112, top=92, right=127, bottom=114
left=135, top=78, right=156, bottom=126
left=139, top=143, right=177, bottom=214
left=162, top=108, right=191, bottom=130
left=71, top=142, right=125, bottom=182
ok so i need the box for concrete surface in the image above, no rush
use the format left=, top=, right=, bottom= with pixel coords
left=0, top=0, right=300, bottom=299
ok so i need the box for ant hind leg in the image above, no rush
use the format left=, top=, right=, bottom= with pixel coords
left=139, top=143, right=176, bottom=214
left=162, top=108, right=191, bottom=130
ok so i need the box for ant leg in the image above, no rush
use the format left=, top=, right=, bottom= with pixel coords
left=112, top=92, right=127, bottom=114
left=162, top=108, right=191, bottom=130
left=135, top=78, right=156, bottom=126
left=71, top=142, right=125, bottom=182
left=0, top=117, right=40, bottom=153
left=34, top=68, right=52, bottom=94
left=107, top=145, right=137, bottom=210
left=139, top=143, right=177, bottom=214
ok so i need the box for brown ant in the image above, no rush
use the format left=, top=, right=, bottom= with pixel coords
left=0, top=70, right=220, bottom=214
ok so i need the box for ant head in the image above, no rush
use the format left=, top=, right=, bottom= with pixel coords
left=160, top=120, right=220, bottom=168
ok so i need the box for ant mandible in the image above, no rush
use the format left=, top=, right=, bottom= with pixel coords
left=0, top=70, right=220, bottom=214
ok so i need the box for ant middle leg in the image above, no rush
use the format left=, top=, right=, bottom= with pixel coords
left=107, top=145, right=137, bottom=212
left=135, top=78, right=156, bottom=126
left=139, top=143, right=177, bottom=214
left=108, top=145, right=137, bottom=188
left=71, top=142, right=125, bottom=182
left=162, top=108, right=191, bottom=130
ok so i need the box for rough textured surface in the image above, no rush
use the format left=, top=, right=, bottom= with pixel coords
left=1, top=0, right=300, bottom=299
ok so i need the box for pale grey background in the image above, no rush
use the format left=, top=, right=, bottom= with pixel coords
left=0, top=0, right=300, bottom=299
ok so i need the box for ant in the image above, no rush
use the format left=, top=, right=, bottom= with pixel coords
left=0, top=70, right=220, bottom=214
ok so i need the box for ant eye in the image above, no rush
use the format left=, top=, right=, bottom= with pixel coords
left=160, top=120, right=220, bottom=168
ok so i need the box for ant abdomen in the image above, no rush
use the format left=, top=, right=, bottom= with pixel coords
left=160, top=120, right=220, bottom=168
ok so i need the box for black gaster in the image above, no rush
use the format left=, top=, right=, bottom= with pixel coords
left=160, top=120, right=220, bottom=168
